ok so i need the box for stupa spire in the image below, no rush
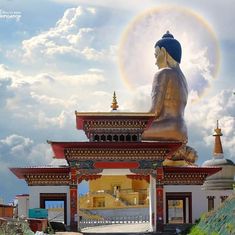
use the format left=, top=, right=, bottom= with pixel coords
left=213, top=120, right=223, bottom=157
left=111, top=91, right=119, bottom=111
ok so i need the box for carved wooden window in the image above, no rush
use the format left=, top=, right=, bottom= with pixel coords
left=94, top=135, right=99, bottom=141
left=132, top=135, right=138, bottom=141
left=126, top=134, right=131, bottom=141
left=101, top=135, right=106, bottom=141
left=107, top=135, right=112, bottom=141
left=207, top=196, right=215, bottom=211
left=120, top=135, right=125, bottom=141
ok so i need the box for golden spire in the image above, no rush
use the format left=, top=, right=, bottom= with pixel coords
left=111, top=91, right=119, bottom=111
left=213, top=120, right=223, bottom=156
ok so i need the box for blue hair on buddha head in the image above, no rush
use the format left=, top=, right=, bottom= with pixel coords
left=155, top=31, right=182, bottom=63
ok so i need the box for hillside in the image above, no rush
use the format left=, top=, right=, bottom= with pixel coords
left=189, top=193, right=235, bottom=235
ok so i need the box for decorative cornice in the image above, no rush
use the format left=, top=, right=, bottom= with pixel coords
left=22, top=171, right=210, bottom=186
left=24, top=171, right=102, bottom=186
left=25, top=173, right=70, bottom=186
left=130, top=169, right=156, bottom=176
left=78, top=175, right=102, bottom=184
left=87, top=128, right=142, bottom=134
left=75, top=111, right=155, bottom=134
left=65, top=148, right=169, bottom=161
left=84, top=120, right=148, bottom=130
left=78, top=169, right=103, bottom=175
left=163, top=172, right=208, bottom=185
left=49, top=141, right=181, bottom=159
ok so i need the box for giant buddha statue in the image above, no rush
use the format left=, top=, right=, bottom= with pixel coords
left=142, top=31, right=188, bottom=142
left=142, top=31, right=197, bottom=166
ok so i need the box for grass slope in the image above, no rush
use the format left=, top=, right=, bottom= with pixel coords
left=189, top=194, right=235, bottom=235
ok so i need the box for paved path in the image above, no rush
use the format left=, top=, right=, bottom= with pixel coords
left=56, top=222, right=151, bottom=234
left=81, top=222, right=150, bottom=233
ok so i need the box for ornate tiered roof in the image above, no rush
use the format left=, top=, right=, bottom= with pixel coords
left=10, top=93, right=221, bottom=187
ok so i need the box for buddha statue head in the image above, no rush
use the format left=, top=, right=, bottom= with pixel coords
left=154, top=31, right=182, bottom=69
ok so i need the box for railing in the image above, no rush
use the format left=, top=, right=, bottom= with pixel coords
left=80, top=215, right=149, bottom=229
left=80, top=189, right=148, bottom=208
left=80, top=189, right=147, bottom=197
left=79, top=209, right=103, bottom=220
left=119, top=189, right=147, bottom=194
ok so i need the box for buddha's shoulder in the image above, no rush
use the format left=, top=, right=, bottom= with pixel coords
left=154, top=67, right=178, bottom=79
left=156, top=67, right=178, bottom=75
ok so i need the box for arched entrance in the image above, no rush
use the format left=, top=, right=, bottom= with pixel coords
left=166, top=192, right=192, bottom=224
left=78, top=173, right=151, bottom=233
left=40, top=193, right=67, bottom=225
left=48, top=110, right=183, bottom=232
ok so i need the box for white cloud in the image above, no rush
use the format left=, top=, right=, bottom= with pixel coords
left=0, top=64, right=41, bottom=86
left=186, top=90, right=235, bottom=130
left=36, top=110, right=71, bottom=129
left=0, top=64, right=110, bottom=133
left=0, top=76, right=14, bottom=107
left=119, top=85, right=151, bottom=112
left=88, top=68, right=104, bottom=73
left=30, top=92, right=62, bottom=105
left=185, top=89, right=235, bottom=160
left=59, top=72, right=106, bottom=85
left=1, top=134, right=33, bottom=149
left=21, top=6, right=116, bottom=63
left=50, top=159, right=68, bottom=166
left=26, top=143, right=53, bottom=165
left=0, top=134, right=51, bottom=165
left=51, top=0, right=235, bottom=42
left=0, top=134, right=53, bottom=203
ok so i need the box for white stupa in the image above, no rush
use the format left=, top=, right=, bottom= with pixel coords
left=202, top=121, right=235, bottom=190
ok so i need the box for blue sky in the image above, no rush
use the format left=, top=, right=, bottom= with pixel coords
left=0, top=0, right=234, bottom=203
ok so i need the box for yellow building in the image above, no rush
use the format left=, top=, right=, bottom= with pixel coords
left=79, top=176, right=149, bottom=210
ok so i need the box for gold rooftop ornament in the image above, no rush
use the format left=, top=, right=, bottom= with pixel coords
left=213, top=120, right=223, bottom=156
left=111, top=91, right=119, bottom=111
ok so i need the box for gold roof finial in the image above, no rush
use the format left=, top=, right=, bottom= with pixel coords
left=214, top=120, right=223, bottom=136
left=213, top=120, right=223, bottom=155
left=111, top=91, right=119, bottom=111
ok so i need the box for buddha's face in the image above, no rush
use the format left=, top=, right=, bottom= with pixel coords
left=154, top=46, right=166, bottom=69
left=154, top=46, right=178, bottom=69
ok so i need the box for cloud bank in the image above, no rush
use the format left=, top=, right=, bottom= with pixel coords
left=119, top=7, right=219, bottom=99
left=21, top=7, right=116, bottom=66
left=0, top=3, right=234, bottom=203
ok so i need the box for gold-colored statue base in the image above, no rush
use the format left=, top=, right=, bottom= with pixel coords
left=163, top=159, right=196, bottom=167
left=163, top=145, right=198, bottom=167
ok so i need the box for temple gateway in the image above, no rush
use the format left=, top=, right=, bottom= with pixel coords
left=10, top=32, right=235, bottom=233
